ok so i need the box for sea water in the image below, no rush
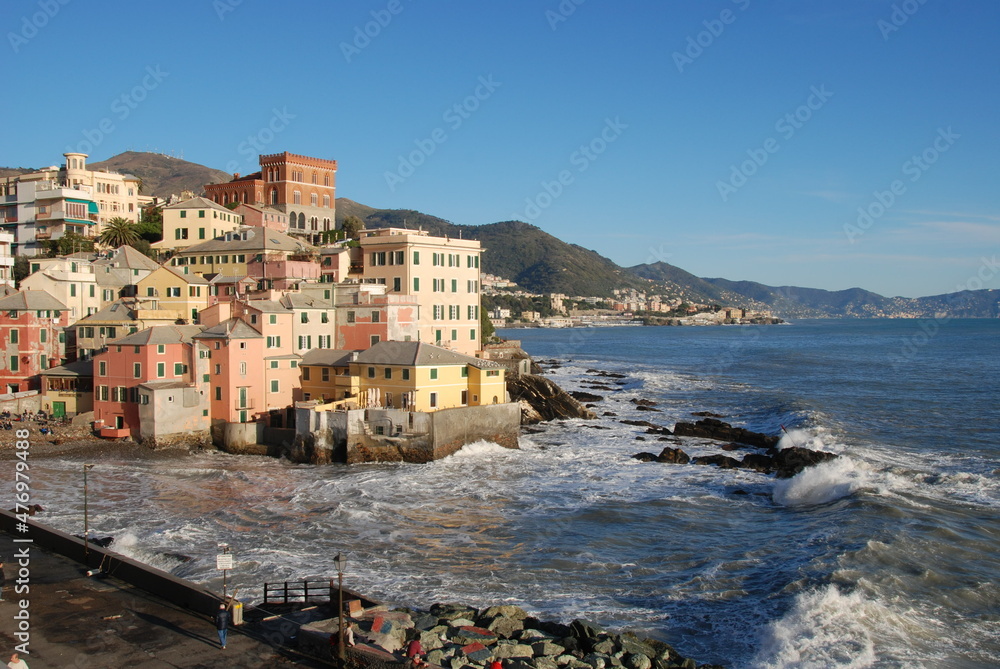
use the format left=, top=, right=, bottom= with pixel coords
left=18, top=320, right=1000, bottom=668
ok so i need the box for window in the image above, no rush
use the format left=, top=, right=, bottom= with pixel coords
left=174, top=363, right=187, bottom=375
left=269, top=314, right=277, bottom=325
left=214, top=364, right=221, bottom=375
left=9, top=330, right=17, bottom=344
left=240, top=362, right=247, bottom=375
left=393, top=277, right=401, bottom=292
left=430, top=368, right=438, bottom=380
left=98, top=385, right=109, bottom=401
left=413, top=251, right=420, bottom=265
left=367, top=367, right=375, bottom=378
left=266, top=336, right=281, bottom=348
left=199, top=210, right=205, bottom=218
left=180, top=210, right=187, bottom=218
left=461, top=390, right=468, bottom=405
left=302, top=367, right=311, bottom=380
left=215, top=386, right=222, bottom=400
left=346, top=311, right=355, bottom=323
left=413, top=277, right=420, bottom=292
left=99, top=360, right=107, bottom=376
left=70, top=284, right=76, bottom=297
left=384, top=368, right=392, bottom=379
left=452, top=279, right=458, bottom=293
left=470, top=329, right=477, bottom=340
left=461, top=366, right=468, bottom=378
left=167, top=287, right=181, bottom=298
left=270, top=379, right=279, bottom=393
left=321, top=312, right=329, bottom=324
left=134, top=363, right=142, bottom=378
left=429, top=392, right=437, bottom=408
left=157, top=362, right=165, bottom=378
left=452, top=329, right=458, bottom=341
left=321, top=368, right=330, bottom=382
left=9, top=356, right=17, bottom=372
left=270, top=360, right=279, bottom=369
left=157, top=344, right=165, bottom=354
left=370, top=334, right=380, bottom=347
left=199, top=228, right=206, bottom=239
left=291, top=360, right=298, bottom=368
left=301, top=312, right=309, bottom=323
left=371, top=311, right=380, bottom=323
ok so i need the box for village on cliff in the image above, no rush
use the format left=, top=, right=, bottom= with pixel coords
left=0, top=150, right=768, bottom=461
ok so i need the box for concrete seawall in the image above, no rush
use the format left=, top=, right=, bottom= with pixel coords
left=0, top=509, right=222, bottom=616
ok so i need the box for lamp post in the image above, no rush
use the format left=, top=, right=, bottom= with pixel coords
left=335, top=552, right=347, bottom=664
left=83, top=463, right=94, bottom=561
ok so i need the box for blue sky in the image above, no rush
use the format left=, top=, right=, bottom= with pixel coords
left=5, top=0, right=999, bottom=298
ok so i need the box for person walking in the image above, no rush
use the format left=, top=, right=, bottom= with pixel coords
left=214, top=603, right=230, bottom=649
left=7, top=652, right=28, bottom=669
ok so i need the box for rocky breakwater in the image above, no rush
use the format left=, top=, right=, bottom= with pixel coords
left=632, top=417, right=837, bottom=478
left=507, top=372, right=597, bottom=424
left=300, top=601, right=721, bottom=669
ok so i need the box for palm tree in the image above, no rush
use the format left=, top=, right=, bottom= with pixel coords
left=98, top=216, right=140, bottom=248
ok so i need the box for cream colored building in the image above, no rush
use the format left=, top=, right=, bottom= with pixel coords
left=0, top=152, right=143, bottom=255
left=153, top=197, right=243, bottom=254
left=353, top=228, right=482, bottom=356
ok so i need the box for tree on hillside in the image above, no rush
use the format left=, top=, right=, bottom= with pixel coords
left=342, top=215, right=363, bottom=240
left=98, top=217, right=140, bottom=248
left=137, top=205, right=163, bottom=243
left=45, top=232, right=94, bottom=257
left=13, top=256, right=30, bottom=286
left=481, top=309, right=496, bottom=342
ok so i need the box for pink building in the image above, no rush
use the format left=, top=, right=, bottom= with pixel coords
left=0, top=290, right=69, bottom=393
left=193, top=319, right=266, bottom=424
left=334, top=289, right=418, bottom=350
left=233, top=203, right=289, bottom=233
left=92, top=325, right=204, bottom=438
left=246, top=255, right=321, bottom=291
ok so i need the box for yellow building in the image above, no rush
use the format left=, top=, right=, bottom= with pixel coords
left=350, top=341, right=505, bottom=412
left=136, top=266, right=211, bottom=323
left=353, top=228, right=482, bottom=356
left=165, top=227, right=315, bottom=278
left=298, top=349, right=359, bottom=403
left=153, top=196, right=243, bottom=254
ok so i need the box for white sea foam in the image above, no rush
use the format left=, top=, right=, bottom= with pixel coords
left=772, top=458, right=871, bottom=507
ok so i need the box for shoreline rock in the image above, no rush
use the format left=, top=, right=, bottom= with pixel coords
left=507, top=372, right=597, bottom=424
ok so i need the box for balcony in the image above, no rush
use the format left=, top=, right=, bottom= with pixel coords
left=234, top=399, right=255, bottom=410
left=99, top=426, right=130, bottom=439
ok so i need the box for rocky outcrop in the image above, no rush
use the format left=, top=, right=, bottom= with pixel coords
left=633, top=418, right=837, bottom=478
left=507, top=372, right=597, bottom=424
left=302, top=600, right=715, bottom=669
left=672, top=418, right=779, bottom=449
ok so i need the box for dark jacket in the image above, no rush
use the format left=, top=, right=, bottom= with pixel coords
left=215, top=608, right=230, bottom=631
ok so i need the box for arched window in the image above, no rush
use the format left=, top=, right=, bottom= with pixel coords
left=312, top=172, right=318, bottom=184
left=293, top=190, right=301, bottom=205
left=323, top=195, right=330, bottom=208
left=270, top=188, right=278, bottom=205
left=310, top=216, right=318, bottom=230
left=298, top=213, right=306, bottom=229
left=242, top=192, right=248, bottom=204
left=310, top=193, right=318, bottom=207
left=323, top=217, right=331, bottom=231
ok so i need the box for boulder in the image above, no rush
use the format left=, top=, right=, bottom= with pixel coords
left=413, top=612, right=440, bottom=630
left=632, top=452, right=658, bottom=462
left=591, top=638, right=616, bottom=655
left=672, top=418, right=779, bottom=449
left=507, top=373, right=597, bottom=423
left=656, top=447, right=690, bottom=465
left=494, top=643, right=536, bottom=659
left=420, top=630, right=446, bottom=651
left=739, top=453, right=775, bottom=474
left=691, top=411, right=724, bottom=417
left=618, top=633, right=654, bottom=659
left=630, top=398, right=658, bottom=407
left=535, top=657, right=560, bottom=669
left=635, top=406, right=661, bottom=412
left=486, top=615, right=525, bottom=639
left=481, top=605, right=530, bottom=621
left=570, top=391, right=604, bottom=402
left=570, top=619, right=605, bottom=641
left=772, top=446, right=838, bottom=478
left=533, top=641, right=567, bottom=657
left=625, top=654, right=651, bottom=669
left=691, top=454, right=740, bottom=469
left=453, top=626, right=499, bottom=646
left=431, top=602, right=478, bottom=621
left=583, top=652, right=610, bottom=669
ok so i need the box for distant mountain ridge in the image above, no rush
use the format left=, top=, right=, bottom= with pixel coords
left=5, top=152, right=992, bottom=318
